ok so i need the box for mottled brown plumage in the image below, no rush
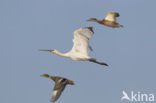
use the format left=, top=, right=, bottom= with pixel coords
left=40, top=74, right=74, bottom=102
left=87, top=12, right=123, bottom=28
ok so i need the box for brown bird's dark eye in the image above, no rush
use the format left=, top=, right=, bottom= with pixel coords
left=61, top=78, right=67, bottom=83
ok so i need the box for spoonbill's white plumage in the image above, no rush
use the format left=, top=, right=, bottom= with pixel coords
left=40, top=27, right=108, bottom=66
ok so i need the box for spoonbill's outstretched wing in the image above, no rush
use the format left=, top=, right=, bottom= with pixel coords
left=70, top=27, right=94, bottom=56
left=104, top=12, right=120, bottom=22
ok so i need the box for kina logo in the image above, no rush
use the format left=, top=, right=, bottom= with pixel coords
left=121, top=91, right=155, bottom=102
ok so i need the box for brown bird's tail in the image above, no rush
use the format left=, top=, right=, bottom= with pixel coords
left=89, top=58, right=108, bottom=66
left=67, top=80, right=75, bottom=85
left=120, top=24, right=124, bottom=28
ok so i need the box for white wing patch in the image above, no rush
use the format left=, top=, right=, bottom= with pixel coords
left=105, top=12, right=117, bottom=22
left=52, top=90, right=58, bottom=97
left=51, top=89, right=62, bottom=102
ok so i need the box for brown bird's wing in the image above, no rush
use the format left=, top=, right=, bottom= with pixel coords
left=51, top=81, right=67, bottom=102
left=105, top=12, right=120, bottom=22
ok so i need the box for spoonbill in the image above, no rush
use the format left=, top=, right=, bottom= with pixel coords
left=40, top=27, right=108, bottom=66
left=87, top=12, right=123, bottom=28
left=40, top=74, right=74, bottom=102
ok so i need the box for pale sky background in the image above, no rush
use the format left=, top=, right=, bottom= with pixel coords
left=0, top=0, right=156, bottom=103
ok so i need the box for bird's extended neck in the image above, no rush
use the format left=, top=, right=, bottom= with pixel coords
left=95, top=19, right=104, bottom=24
left=88, top=18, right=100, bottom=23
left=50, top=76, right=57, bottom=82
left=52, top=50, right=68, bottom=57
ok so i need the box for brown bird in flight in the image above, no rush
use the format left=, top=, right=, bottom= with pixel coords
left=87, top=12, right=123, bottom=28
left=40, top=74, right=74, bottom=102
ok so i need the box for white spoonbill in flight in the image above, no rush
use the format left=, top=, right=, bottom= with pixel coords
left=40, top=27, right=108, bottom=66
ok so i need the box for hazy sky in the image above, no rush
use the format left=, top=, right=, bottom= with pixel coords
left=0, top=0, right=156, bottom=103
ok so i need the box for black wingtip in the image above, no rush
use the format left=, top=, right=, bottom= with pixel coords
left=116, top=12, right=120, bottom=17
left=86, top=27, right=94, bottom=33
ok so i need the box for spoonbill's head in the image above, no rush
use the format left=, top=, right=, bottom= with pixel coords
left=49, top=49, right=59, bottom=54
left=87, top=18, right=98, bottom=22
